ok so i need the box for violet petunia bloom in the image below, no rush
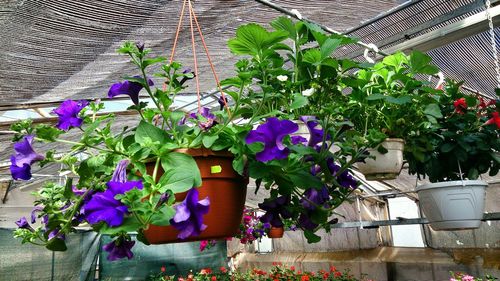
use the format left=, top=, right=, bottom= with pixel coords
left=83, top=180, right=143, bottom=227
left=83, top=160, right=143, bottom=227
left=10, top=135, right=44, bottom=180
left=53, top=100, right=89, bottom=131
left=15, top=217, right=34, bottom=231
left=135, top=41, right=144, bottom=52
left=300, top=186, right=330, bottom=211
left=181, top=107, right=217, bottom=131
left=48, top=228, right=66, bottom=241
left=103, top=237, right=135, bottom=261
left=30, top=206, right=43, bottom=224
left=108, top=77, right=154, bottom=105
left=291, top=135, right=308, bottom=145
left=327, top=158, right=359, bottom=189
left=299, top=116, right=328, bottom=147
left=246, top=118, right=298, bottom=162
left=298, top=212, right=318, bottom=230
left=258, top=196, right=292, bottom=227
left=170, top=188, right=210, bottom=239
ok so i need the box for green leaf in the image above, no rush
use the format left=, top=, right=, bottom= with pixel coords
left=385, top=96, right=411, bottom=105
left=150, top=206, right=175, bottom=226
left=35, top=125, right=63, bottom=142
left=382, top=52, right=407, bottom=71
left=491, top=152, right=500, bottom=163
left=290, top=93, right=308, bottom=110
left=202, top=134, right=219, bottom=148
left=423, top=104, right=443, bottom=119
left=440, top=143, right=456, bottom=153
left=135, top=120, right=168, bottom=144
left=302, top=49, right=322, bottom=65
left=467, top=168, right=479, bottom=180
left=270, top=17, right=297, bottom=40
left=227, top=23, right=288, bottom=57
left=304, top=230, right=321, bottom=243
left=288, top=170, right=323, bottom=188
left=365, top=94, right=386, bottom=101
left=159, top=152, right=201, bottom=193
left=320, top=38, right=341, bottom=60
left=409, top=51, right=438, bottom=74
left=99, top=217, right=142, bottom=235
left=143, top=56, right=166, bottom=68
left=63, top=178, right=73, bottom=199
left=46, top=238, right=67, bottom=251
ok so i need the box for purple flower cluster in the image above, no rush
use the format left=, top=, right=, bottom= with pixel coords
left=103, top=236, right=135, bottom=261
left=170, top=188, right=210, bottom=239
left=52, top=100, right=89, bottom=131
left=108, top=77, right=154, bottom=105
left=327, top=158, right=359, bottom=189
left=181, top=107, right=218, bottom=131
left=299, top=116, right=329, bottom=147
left=258, top=196, right=292, bottom=227
left=246, top=118, right=298, bottom=162
left=10, top=135, right=44, bottom=180
left=82, top=160, right=143, bottom=227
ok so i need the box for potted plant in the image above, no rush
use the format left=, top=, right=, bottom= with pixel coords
left=11, top=21, right=363, bottom=260
left=405, top=80, right=500, bottom=230
left=344, top=51, right=443, bottom=180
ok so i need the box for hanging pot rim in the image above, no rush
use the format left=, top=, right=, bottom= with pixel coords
left=416, top=180, right=487, bottom=191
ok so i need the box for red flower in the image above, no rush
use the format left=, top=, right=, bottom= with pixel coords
left=329, top=266, right=337, bottom=273
left=453, top=98, right=467, bottom=114
left=161, top=266, right=166, bottom=273
left=323, top=273, right=329, bottom=280
left=290, top=266, right=295, bottom=271
left=334, top=271, right=342, bottom=278
left=200, top=268, right=212, bottom=275
left=211, top=276, right=217, bottom=281
left=220, top=267, right=227, bottom=273
left=301, top=275, right=310, bottom=281
left=478, top=97, right=496, bottom=108
left=485, top=112, right=500, bottom=129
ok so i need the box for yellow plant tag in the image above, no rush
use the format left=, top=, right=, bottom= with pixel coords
left=210, top=165, right=222, bottom=174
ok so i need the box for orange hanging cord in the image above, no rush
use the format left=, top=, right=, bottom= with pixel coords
left=166, top=0, right=231, bottom=116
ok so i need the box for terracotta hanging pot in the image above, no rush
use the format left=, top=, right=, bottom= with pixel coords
left=267, top=226, right=284, bottom=238
left=143, top=147, right=248, bottom=244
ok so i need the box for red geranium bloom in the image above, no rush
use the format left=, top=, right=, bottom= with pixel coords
left=485, top=112, right=500, bottom=129
left=453, top=98, right=467, bottom=114
left=478, top=97, right=496, bottom=108
left=334, top=271, right=342, bottom=278
left=301, top=275, right=310, bottom=281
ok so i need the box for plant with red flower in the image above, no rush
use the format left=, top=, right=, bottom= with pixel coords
left=453, top=97, right=467, bottom=114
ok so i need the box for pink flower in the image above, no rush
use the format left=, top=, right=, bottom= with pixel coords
left=199, top=240, right=209, bottom=252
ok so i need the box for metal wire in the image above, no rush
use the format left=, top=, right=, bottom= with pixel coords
left=485, top=0, right=500, bottom=88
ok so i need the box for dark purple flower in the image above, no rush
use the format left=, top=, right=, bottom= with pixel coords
left=156, top=192, right=170, bottom=208
left=103, top=237, right=135, bottom=261
left=181, top=107, right=217, bottom=131
left=300, top=186, right=330, bottom=211
left=30, top=206, right=43, bottom=224
left=298, top=213, right=318, bottom=230
left=179, top=68, right=195, bottom=86
left=246, top=118, right=298, bottom=162
left=52, top=100, right=89, bottom=131
left=48, top=228, right=66, bottom=241
left=15, top=217, right=34, bottom=231
left=262, top=222, right=271, bottom=229
left=108, top=77, right=154, bottom=105
left=170, top=188, right=210, bottom=239
left=291, top=135, right=308, bottom=145
left=10, top=135, right=44, bottom=180
left=83, top=160, right=142, bottom=227
left=135, top=41, right=144, bottom=52
left=299, top=116, right=328, bottom=147
left=218, top=95, right=229, bottom=110
left=83, top=181, right=143, bottom=227
left=327, top=158, right=358, bottom=189
left=258, top=196, right=292, bottom=227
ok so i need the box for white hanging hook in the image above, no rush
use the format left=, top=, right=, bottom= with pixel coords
left=363, top=43, right=379, bottom=63
left=290, top=9, right=302, bottom=20
left=435, top=71, right=445, bottom=90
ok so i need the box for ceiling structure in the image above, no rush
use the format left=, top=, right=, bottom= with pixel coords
left=1, top=0, right=500, bottom=201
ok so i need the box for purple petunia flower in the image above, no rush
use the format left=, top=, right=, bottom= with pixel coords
left=48, top=228, right=66, bottom=241
left=298, top=212, right=318, bottom=230
left=327, top=158, right=359, bottom=189
left=300, top=186, right=330, bottom=211
left=135, top=41, right=144, bottom=52
left=52, top=100, right=89, bottom=131
left=108, top=77, right=154, bottom=105
left=258, top=196, right=292, bottom=227
left=15, top=217, right=34, bottom=231
left=170, top=188, right=210, bottom=239
left=30, top=206, right=43, bottom=224
left=291, top=135, right=308, bottom=145
left=83, top=160, right=143, bottom=227
left=10, top=135, right=44, bottom=180
left=181, top=107, right=217, bottom=131
left=246, top=118, right=298, bottom=162
left=299, top=116, right=328, bottom=147
left=103, top=237, right=135, bottom=261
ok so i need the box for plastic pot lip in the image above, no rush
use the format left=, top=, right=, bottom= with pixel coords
left=174, top=147, right=234, bottom=158
left=383, top=138, right=405, bottom=143
left=416, top=180, right=488, bottom=191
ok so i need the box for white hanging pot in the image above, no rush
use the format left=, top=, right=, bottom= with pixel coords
left=416, top=180, right=487, bottom=231
left=356, top=138, right=404, bottom=180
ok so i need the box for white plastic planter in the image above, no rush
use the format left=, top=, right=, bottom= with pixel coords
left=416, top=180, right=487, bottom=231
left=356, top=138, right=404, bottom=180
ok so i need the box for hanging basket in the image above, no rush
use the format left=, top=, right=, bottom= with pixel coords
left=416, top=180, right=487, bottom=231
left=267, top=226, right=284, bottom=238
left=356, top=138, right=404, bottom=180
left=143, top=148, right=248, bottom=244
